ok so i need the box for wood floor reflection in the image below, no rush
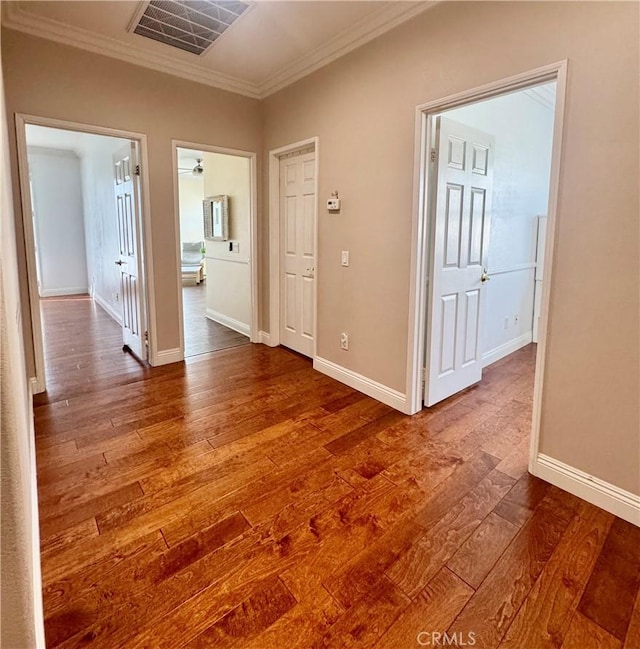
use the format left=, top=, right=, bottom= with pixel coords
left=33, top=302, right=640, bottom=648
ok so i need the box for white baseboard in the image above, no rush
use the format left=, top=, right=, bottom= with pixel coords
left=258, top=330, right=273, bottom=346
left=93, top=292, right=122, bottom=326
left=152, top=348, right=183, bottom=366
left=206, top=308, right=250, bottom=337
left=483, top=331, right=533, bottom=367
left=40, top=286, right=88, bottom=297
left=29, top=375, right=45, bottom=395
left=532, top=453, right=640, bottom=527
left=313, top=356, right=409, bottom=413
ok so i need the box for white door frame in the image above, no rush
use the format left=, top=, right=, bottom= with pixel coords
left=171, top=140, right=259, bottom=356
left=405, top=61, right=568, bottom=470
left=15, top=113, right=156, bottom=394
left=267, top=137, right=319, bottom=354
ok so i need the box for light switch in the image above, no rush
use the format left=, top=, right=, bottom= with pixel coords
left=341, top=251, right=349, bottom=267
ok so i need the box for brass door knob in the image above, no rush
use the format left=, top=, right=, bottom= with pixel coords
left=481, top=269, right=490, bottom=283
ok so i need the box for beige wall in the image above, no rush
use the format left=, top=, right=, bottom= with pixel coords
left=203, top=152, right=252, bottom=329
left=1, top=37, right=44, bottom=646
left=1, top=28, right=261, bottom=373
left=262, top=2, right=639, bottom=494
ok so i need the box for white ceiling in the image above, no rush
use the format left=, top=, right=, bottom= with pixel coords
left=2, top=1, right=436, bottom=99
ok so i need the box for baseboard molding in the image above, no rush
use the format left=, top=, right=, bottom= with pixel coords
left=40, top=286, right=88, bottom=297
left=483, top=331, right=533, bottom=368
left=532, top=453, right=640, bottom=527
left=313, top=356, right=409, bottom=413
left=152, top=348, right=183, bottom=366
left=206, top=308, right=250, bottom=337
left=29, top=376, right=44, bottom=395
left=93, top=292, right=122, bottom=326
left=258, top=330, right=274, bottom=346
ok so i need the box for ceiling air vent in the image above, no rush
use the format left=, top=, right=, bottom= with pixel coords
left=132, top=1, right=250, bottom=55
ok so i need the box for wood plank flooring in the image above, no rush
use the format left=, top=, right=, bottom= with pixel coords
left=34, top=299, right=640, bottom=648
left=182, top=284, right=250, bottom=357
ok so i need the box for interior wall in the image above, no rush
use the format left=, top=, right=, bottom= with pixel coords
left=80, top=134, right=129, bottom=323
left=203, top=152, right=251, bottom=332
left=27, top=146, right=88, bottom=297
left=0, top=42, right=44, bottom=647
left=262, top=1, right=639, bottom=495
left=2, top=27, right=262, bottom=372
left=178, top=173, right=205, bottom=245
left=443, top=87, right=555, bottom=364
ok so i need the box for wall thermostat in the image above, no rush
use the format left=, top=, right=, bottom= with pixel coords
left=327, top=190, right=341, bottom=212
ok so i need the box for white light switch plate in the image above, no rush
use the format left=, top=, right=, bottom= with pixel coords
left=341, top=251, right=349, bottom=267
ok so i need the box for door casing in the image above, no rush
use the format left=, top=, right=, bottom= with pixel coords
left=405, top=61, right=568, bottom=476
left=267, top=137, right=319, bottom=356
left=14, top=113, right=156, bottom=394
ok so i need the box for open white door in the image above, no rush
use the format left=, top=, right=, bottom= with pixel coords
left=424, top=117, right=494, bottom=406
left=279, top=150, right=316, bottom=357
left=113, top=143, right=147, bottom=362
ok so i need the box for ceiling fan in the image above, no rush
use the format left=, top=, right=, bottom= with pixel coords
left=178, top=158, right=204, bottom=176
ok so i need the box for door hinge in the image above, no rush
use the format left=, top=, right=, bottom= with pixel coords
left=430, top=148, right=437, bottom=163
left=421, top=367, right=427, bottom=386
left=135, top=164, right=140, bottom=176
left=144, top=330, right=149, bottom=346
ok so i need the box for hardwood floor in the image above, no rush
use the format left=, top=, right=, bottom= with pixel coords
left=182, top=283, right=250, bottom=357
left=34, top=300, right=640, bottom=648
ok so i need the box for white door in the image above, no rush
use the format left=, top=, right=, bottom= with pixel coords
left=114, top=143, right=146, bottom=361
left=424, top=117, right=494, bottom=406
left=279, top=150, right=316, bottom=357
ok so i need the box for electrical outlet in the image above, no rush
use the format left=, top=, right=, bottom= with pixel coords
left=504, top=316, right=509, bottom=329
left=514, top=314, right=519, bottom=325
left=340, top=332, right=349, bottom=350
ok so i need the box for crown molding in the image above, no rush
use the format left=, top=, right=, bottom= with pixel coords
left=3, top=1, right=437, bottom=101
left=257, top=1, right=437, bottom=98
left=1, top=2, right=262, bottom=98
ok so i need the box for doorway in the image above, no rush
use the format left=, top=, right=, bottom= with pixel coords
left=407, top=61, right=567, bottom=470
left=267, top=137, right=319, bottom=357
left=16, top=116, right=154, bottom=394
left=172, top=141, right=258, bottom=359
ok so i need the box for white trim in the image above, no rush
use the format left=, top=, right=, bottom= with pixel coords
left=488, top=262, right=536, bottom=277
left=206, top=255, right=250, bottom=265
left=93, top=292, right=122, bottom=326
left=171, top=140, right=258, bottom=357
left=153, top=347, right=183, bottom=366
left=39, top=286, right=88, bottom=297
left=26, top=380, right=46, bottom=648
left=268, top=137, right=319, bottom=354
left=258, top=330, right=274, bottom=346
left=3, top=2, right=436, bottom=100
left=532, top=454, right=640, bottom=527
left=314, top=356, right=409, bottom=414
left=29, top=376, right=43, bottom=394
left=406, top=61, right=568, bottom=423
left=482, top=332, right=533, bottom=368
left=15, top=113, right=156, bottom=388
left=206, top=308, right=250, bottom=337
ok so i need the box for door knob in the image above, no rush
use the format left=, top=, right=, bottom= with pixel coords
left=114, top=260, right=126, bottom=266
left=481, top=268, right=490, bottom=283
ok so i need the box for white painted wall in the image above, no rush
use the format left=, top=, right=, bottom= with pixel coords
left=80, top=136, right=129, bottom=324
left=28, top=147, right=88, bottom=297
left=178, top=173, right=205, bottom=244
left=445, top=85, right=555, bottom=364
left=202, top=152, right=251, bottom=335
